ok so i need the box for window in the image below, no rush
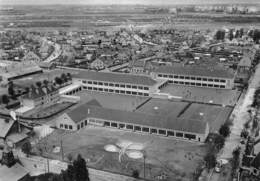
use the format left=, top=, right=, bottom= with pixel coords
left=196, top=83, right=201, bottom=86
left=120, top=90, right=125, bottom=94
left=64, top=124, right=68, bottom=129
left=169, top=80, right=173, bottom=83
left=158, top=74, right=163, bottom=77
left=214, top=85, right=219, bottom=88
left=220, top=79, right=226, bottom=83
left=93, top=87, right=98, bottom=91
left=104, top=122, right=110, bottom=126
left=163, top=74, right=168, bottom=78
left=111, top=122, right=118, bottom=127
left=197, top=77, right=201, bottom=81
left=169, top=75, right=173, bottom=78
left=176, top=132, right=183, bottom=137
left=202, top=84, right=207, bottom=86
left=115, top=84, right=119, bottom=87
left=208, top=84, right=213, bottom=87
left=214, top=79, right=219, bottom=82
left=168, top=131, right=174, bottom=136
left=98, top=82, right=103, bottom=85
left=179, top=81, right=184, bottom=84
left=115, top=90, right=120, bottom=93
left=109, top=89, right=114, bottom=92
left=104, top=89, right=108, bottom=92
left=220, top=85, right=225, bottom=88
left=144, top=87, right=149, bottom=90
left=104, top=83, right=108, bottom=86
left=132, top=86, right=137, bottom=89
left=142, top=127, right=149, bottom=132
left=134, top=126, right=141, bottom=131
left=126, top=85, right=131, bottom=88
left=98, top=88, right=103, bottom=91
left=85, top=120, right=88, bottom=126
left=60, top=124, right=64, bottom=128
left=208, top=79, right=213, bottom=82
left=144, top=93, right=149, bottom=96
left=159, top=130, right=166, bottom=135
left=191, top=77, right=196, bottom=80
left=81, top=122, right=84, bottom=128
left=138, top=86, right=143, bottom=90
left=126, top=91, right=131, bottom=94
left=132, top=92, right=137, bottom=95
left=174, top=75, right=179, bottom=78
left=180, top=76, right=184, bottom=79
left=109, top=83, right=114, bottom=87
left=174, top=81, right=179, bottom=84
left=151, top=128, right=157, bottom=134
left=202, top=78, right=207, bottom=81
left=120, top=84, right=125, bottom=88
left=184, top=134, right=196, bottom=140
left=126, top=125, right=133, bottom=130
left=88, top=81, right=92, bottom=84
left=185, top=82, right=190, bottom=85
left=185, top=76, right=190, bottom=80
left=138, top=92, right=143, bottom=96
left=191, top=82, right=195, bottom=85
left=93, top=81, right=97, bottom=85
left=82, top=80, right=86, bottom=83
left=77, top=125, right=80, bottom=130
left=69, top=125, right=73, bottom=130
left=119, top=124, right=125, bottom=129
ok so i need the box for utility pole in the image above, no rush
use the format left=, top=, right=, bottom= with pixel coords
left=143, top=154, right=146, bottom=179
left=60, top=139, right=64, bottom=161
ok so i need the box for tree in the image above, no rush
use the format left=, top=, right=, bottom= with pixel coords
left=61, top=73, right=68, bottom=83
left=219, top=123, right=231, bottom=138
left=36, top=81, right=42, bottom=87
left=21, top=141, right=32, bottom=156
left=214, top=134, right=225, bottom=150
left=2, top=94, right=9, bottom=105
left=8, top=85, right=15, bottom=97
left=43, top=79, right=49, bottom=85
left=132, top=169, right=139, bottom=178
left=66, top=73, right=72, bottom=81
left=204, top=152, right=217, bottom=171
left=73, top=154, right=89, bottom=181
left=55, top=77, right=63, bottom=85
left=67, top=154, right=73, bottom=164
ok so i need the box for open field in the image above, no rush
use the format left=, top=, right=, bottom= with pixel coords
left=75, top=90, right=150, bottom=111
left=160, top=84, right=241, bottom=106
left=35, top=127, right=206, bottom=181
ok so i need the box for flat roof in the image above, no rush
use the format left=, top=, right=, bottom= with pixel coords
left=73, top=71, right=157, bottom=86
left=154, top=65, right=234, bottom=79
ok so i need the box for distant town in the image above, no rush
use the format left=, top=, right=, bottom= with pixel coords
left=0, top=3, right=260, bottom=181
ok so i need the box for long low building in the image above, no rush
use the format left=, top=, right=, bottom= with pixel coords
left=152, top=65, right=235, bottom=89
left=72, top=71, right=167, bottom=97
left=56, top=99, right=209, bottom=142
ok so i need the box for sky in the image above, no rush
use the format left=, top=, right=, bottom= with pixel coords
left=1, top=0, right=259, bottom=5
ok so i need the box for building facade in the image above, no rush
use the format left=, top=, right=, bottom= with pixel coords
left=152, top=65, right=235, bottom=89
left=73, top=71, right=167, bottom=97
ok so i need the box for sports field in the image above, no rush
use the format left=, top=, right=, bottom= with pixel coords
left=35, top=127, right=206, bottom=181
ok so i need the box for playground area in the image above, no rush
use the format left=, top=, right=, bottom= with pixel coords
left=34, top=127, right=206, bottom=181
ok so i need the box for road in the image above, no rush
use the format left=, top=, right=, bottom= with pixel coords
left=210, top=63, right=260, bottom=181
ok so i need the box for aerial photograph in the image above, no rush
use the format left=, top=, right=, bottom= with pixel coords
left=0, top=0, right=260, bottom=181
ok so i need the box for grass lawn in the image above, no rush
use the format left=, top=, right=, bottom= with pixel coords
left=34, top=127, right=206, bottom=181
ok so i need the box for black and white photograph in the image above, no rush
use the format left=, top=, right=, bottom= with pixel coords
left=0, top=0, right=260, bottom=181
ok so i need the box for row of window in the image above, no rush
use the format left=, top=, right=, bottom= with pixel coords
left=83, top=86, right=149, bottom=96
left=60, top=124, right=73, bottom=130
left=104, top=121, right=198, bottom=141
left=168, top=80, right=226, bottom=88
left=157, top=74, right=226, bottom=83
left=82, top=80, right=149, bottom=90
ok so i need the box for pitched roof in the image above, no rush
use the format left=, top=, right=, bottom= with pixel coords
left=154, top=65, right=235, bottom=79
left=73, top=71, right=157, bottom=86
left=0, top=118, right=15, bottom=138
left=66, top=101, right=207, bottom=134
left=0, top=163, right=29, bottom=181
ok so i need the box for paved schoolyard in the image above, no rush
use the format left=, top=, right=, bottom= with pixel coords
left=35, top=127, right=206, bottom=181
left=160, top=84, right=241, bottom=106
